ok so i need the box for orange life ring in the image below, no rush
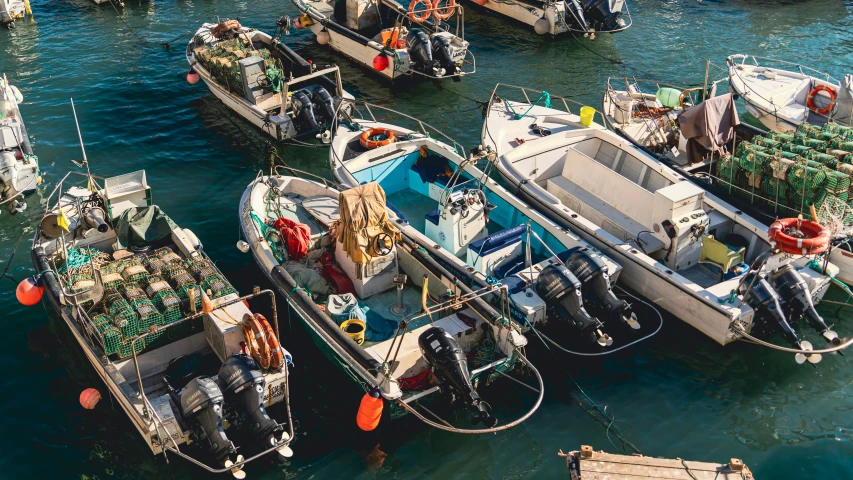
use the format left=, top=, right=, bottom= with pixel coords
left=806, top=85, right=837, bottom=116
left=242, top=314, right=272, bottom=369
left=432, top=0, right=456, bottom=20
left=768, top=218, right=831, bottom=255
left=255, top=313, right=284, bottom=370
left=360, top=128, right=396, bottom=149
left=408, top=0, right=432, bottom=22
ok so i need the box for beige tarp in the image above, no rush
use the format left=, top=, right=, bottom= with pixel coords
left=335, top=182, right=398, bottom=265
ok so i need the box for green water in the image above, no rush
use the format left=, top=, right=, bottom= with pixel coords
left=3, top=0, right=853, bottom=478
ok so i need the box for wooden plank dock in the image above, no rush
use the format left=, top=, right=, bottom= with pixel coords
left=558, top=445, right=754, bottom=480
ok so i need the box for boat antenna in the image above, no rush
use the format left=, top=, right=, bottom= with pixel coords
left=70, top=98, right=94, bottom=186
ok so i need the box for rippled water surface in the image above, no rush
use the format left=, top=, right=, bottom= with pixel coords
left=3, top=1, right=853, bottom=478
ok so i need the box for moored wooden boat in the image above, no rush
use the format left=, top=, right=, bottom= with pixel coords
left=0, top=73, right=40, bottom=214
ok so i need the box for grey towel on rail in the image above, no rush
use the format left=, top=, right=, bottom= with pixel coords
left=832, top=74, right=853, bottom=127
left=678, top=93, right=740, bottom=163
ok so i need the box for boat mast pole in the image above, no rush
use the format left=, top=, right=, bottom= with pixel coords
left=70, top=98, right=94, bottom=186
left=702, top=58, right=710, bottom=102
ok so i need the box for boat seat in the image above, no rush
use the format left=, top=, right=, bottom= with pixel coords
left=546, top=176, right=665, bottom=253
left=466, top=224, right=526, bottom=275
left=363, top=312, right=478, bottom=380
left=698, top=235, right=745, bottom=279
left=425, top=209, right=440, bottom=226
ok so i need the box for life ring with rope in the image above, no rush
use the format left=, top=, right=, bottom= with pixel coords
left=408, top=0, right=432, bottom=22
left=360, top=128, right=396, bottom=149
left=768, top=217, right=831, bottom=255
left=255, top=313, right=284, bottom=369
left=242, top=313, right=272, bottom=369
left=432, top=0, right=456, bottom=20
left=806, top=85, right=837, bottom=116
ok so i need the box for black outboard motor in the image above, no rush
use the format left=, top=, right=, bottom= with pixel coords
left=582, top=0, right=627, bottom=33
left=310, top=87, right=337, bottom=127
left=217, top=355, right=284, bottom=448
left=407, top=29, right=442, bottom=76
left=174, top=376, right=237, bottom=464
left=431, top=35, right=457, bottom=77
left=769, top=264, right=839, bottom=345
left=535, top=263, right=612, bottom=347
left=291, top=89, right=321, bottom=132
left=418, top=326, right=497, bottom=427
left=563, top=247, right=639, bottom=330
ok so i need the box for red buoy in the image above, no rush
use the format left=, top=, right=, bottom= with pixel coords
left=474, top=0, right=487, bottom=5
left=80, top=388, right=101, bottom=410
left=16, top=277, right=43, bottom=306
left=372, top=55, right=389, bottom=72
left=186, top=70, right=200, bottom=85
left=356, top=389, right=383, bottom=431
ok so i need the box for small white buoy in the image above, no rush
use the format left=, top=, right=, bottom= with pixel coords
left=237, top=240, right=250, bottom=253
left=533, top=18, right=550, bottom=35
left=317, top=30, right=330, bottom=45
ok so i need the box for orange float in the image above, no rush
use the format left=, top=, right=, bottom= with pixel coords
left=806, top=85, right=837, bottom=116
left=432, top=0, right=456, bottom=20
left=80, top=388, right=102, bottom=409
left=407, top=0, right=432, bottom=22
left=356, top=389, right=383, bottom=431
left=254, top=313, right=284, bottom=370
left=360, top=128, right=396, bottom=149
left=16, top=277, right=43, bottom=306
left=768, top=218, right=831, bottom=255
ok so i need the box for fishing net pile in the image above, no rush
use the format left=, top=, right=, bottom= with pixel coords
left=715, top=121, right=853, bottom=234
left=61, top=246, right=237, bottom=358
left=194, top=37, right=283, bottom=98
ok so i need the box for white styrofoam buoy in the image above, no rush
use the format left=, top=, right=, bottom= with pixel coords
left=317, top=30, right=330, bottom=45
left=534, top=18, right=550, bottom=35
left=237, top=240, right=250, bottom=253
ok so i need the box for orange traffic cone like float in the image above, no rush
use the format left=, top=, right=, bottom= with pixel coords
left=356, top=389, right=383, bottom=431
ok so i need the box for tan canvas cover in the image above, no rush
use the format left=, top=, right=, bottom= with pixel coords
left=335, top=182, right=398, bottom=265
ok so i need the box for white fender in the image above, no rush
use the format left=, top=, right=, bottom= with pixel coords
left=183, top=228, right=203, bottom=250
left=5, top=85, right=23, bottom=104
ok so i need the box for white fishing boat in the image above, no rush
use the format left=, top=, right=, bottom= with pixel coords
left=463, top=0, right=630, bottom=37
left=482, top=84, right=851, bottom=363
left=727, top=54, right=853, bottom=133
left=1, top=74, right=40, bottom=215
left=27, top=104, right=295, bottom=478
left=292, top=0, right=474, bottom=81
left=328, top=103, right=667, bottom=357
left=187, top=20, right=354, bottom=142
left=238, top=170, right=543, bottom=433
left=0, top=0, right=30, bottom=27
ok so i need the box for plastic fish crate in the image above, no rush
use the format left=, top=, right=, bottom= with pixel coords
left=97, top=323, right=122, bottom=356
left=118, top=337, right=145, bottom=359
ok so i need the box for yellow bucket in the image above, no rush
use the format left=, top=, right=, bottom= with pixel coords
left=341, top=319, right=366, bottom=345
left=579, top=106, right=595, bottom=127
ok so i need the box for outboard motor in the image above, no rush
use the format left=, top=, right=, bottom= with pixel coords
left=310, top=87, right=337, bottom=127
left=407, top=29, right=442, bottom=77
left=418, top=326, right=497, bottom=427
left=564, top=247, right=639, bottom=330
left=769, top=264, right=839, bottom=345
left=535, top=263, right=612, bottom=347
left=738, top=272, right=820, bottom=364
left=172, top=376, right=238, bottom=464
left=217, top=355, right=284, bottom=445
left=0, top=151, right=24, bottom=215
left=582, top=0, right=627, bottom=33
left=291, top=89, right=321, bottom=132
left=431, top=35, right=457, bottom=77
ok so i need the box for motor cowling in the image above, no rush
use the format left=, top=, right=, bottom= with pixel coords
left=310, top=87, right=336, bottom=127
left=292, top=89, right=321, bottom=132
left=431, top=35, right=456, bottom=75
left=564, top=247, right=638, bottom=329
left=178, top=376, right=236, bottom=463
left=406, top=29, right=441, bottom=76
left=535, top=263, right=612, bottom=346
left=769, top=264, right=839, bottom=345
left=217, top=354, right=282, bottom=443
left=418, top=326, right=496, bottom=427
left=582, top=0, right=626, bottom=32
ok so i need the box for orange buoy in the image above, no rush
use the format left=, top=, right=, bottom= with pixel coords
left=356, top=389, right=383, bottom=431
left=80, top=388, right=101, bottom=409
left=16, top=277, right=43, bottom=306
left=372, top=54, right=389, bottom=72
left=186, top=70, right=200, bottom=85
left=474, top=0, right=487, bottom=5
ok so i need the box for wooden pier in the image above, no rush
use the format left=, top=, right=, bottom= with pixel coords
left=559, top=445, right=754, bottom=480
